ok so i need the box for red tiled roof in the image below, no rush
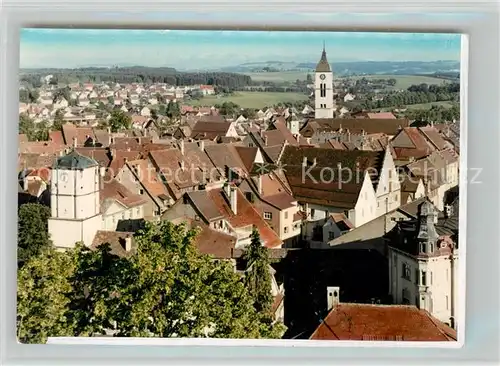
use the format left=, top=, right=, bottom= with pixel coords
left=207, top=187, right=282, bottom=248
left=418, top=126, right=449, bottom=150
left=310, top=304, right=457, bottom=341
left=366, top=112, right=397, bottom=119
left=91, top=230, right=135, bottom=258
left=61, top=123, right=95, bottom=146
left=49, top=131, right=65, bottom=146
left=100, top=180, right=148, bottom=208
left=126, top=159, right=169, bottom=198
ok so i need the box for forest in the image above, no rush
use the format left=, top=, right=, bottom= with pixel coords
left=20, top=67, right=253, bottom=89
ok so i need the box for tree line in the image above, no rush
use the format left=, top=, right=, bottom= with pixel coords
left=349, top=82, right=460, bottom=110
left=20, top=68, right=253, bottom=89
left=17, top=203, right=286, bottom=343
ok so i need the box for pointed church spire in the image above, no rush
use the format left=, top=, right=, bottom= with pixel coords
left=316, top=42, right=331, bottom=72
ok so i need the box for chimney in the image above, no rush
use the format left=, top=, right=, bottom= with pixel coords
left=180, top=160, right=185, bottom=171
left=122, top=235, right=132, bottom=252
left=296, top=134, right=300, bottom=143
left=302, top=157, right=307, bottom=166
left=72, top=137, right=77, bottom=148
left=199, top=140, right=205, bottom=151
left=327, top=286, right=340, bottom=311
left=23, top=176, right=29, bottom=191
left=110, top=149, right=116, bottom=158
left=230, top=186, right=237, bottom=215
left=264, top=136, right=268, bottom=146
left=180, top=139, right=185, bottom=155
left=337, top=162, right=342, bottom=171
left=249, top=121, right=253, bottom=128
left=100, top=167, right=106, bottom=177
left=257, top=175, right=263, bottom=195
left=107, top=126, right=111, bottom=134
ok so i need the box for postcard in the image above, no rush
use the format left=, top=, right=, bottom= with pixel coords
left=17, top=29, right=461, bottom=344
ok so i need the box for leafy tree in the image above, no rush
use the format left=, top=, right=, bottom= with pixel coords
left=52, top=109, right=65, bottom=131
left=216, top=102, right=240, bottom=117
left=165, top=101, right=181, bottom=120
left=17, top=221, right=285, bottom=342
left=243, top=228, right=274, bottom=313
left=109, top=221, right=272, bottom=338
left=17, top=247, right=76, bottom=344
left=19, top=113, right=35, bottom=140
left=18, top=203, right=52, bottom=266
left=109, top=109, right=132, bottom=132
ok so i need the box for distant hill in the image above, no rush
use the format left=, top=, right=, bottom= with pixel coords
left=219, top=60, right=461, bottom=77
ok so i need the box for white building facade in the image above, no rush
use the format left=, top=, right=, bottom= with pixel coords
left=314, top=46, right=335, bottom=119
left=48, top=150, right=103, bottom=249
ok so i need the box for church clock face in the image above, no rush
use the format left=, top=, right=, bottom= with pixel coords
left=60, top=172, right=68, bottom=183
left=319, top=74, right=326, bottom=80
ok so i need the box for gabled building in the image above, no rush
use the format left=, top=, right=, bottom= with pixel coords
left=162, top=185, right=282, bottom=249
left=386, top=198, right=459, bottom=328
left=281, top=146, right=400, bottom=229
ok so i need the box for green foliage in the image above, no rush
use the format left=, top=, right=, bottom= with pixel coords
left=17, top=203, right=52, bottom=266
left=215, top=101, right=240, bottom=117
left=17, top=247, right=75, bottom=344
left=19, top=113, right=50, bottom=141
left=52, top=110, right=65, bottom=131
left=17, top=221, right=286, bottom=343
left=406, top=103, right=460, bottom=124
left=244, top=228, right=274, bottom=313
left=19, top=88, right=39, bottom=104
left=109, top=109, right=132, bottom=132
left=165, top=101, right=181, bottom=120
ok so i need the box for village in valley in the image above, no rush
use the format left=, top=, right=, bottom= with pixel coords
left=18, top=43, right=460, bottom=343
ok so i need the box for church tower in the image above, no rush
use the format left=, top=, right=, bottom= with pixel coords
left=48, top=150, right=104, bottom=249
left=314, top=43, right=335, bottom=119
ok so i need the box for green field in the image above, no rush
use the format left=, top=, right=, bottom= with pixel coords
left=241, top=71, right=448, bottom=90
left=404, top=101, right=456, bottom=110
left=185, top=91, right=309, bottom=109
left=379, top=101, right=456, bottom=112
left=242, top=71, right=310, bottom=82
left=341, top=75, right=448, bottom=90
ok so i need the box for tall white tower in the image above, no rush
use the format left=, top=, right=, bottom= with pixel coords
left=48, top=150, right=103, bottom=249
left=314, top=44, right=335, bottom=119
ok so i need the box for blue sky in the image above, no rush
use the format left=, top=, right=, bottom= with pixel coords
left=20, top=29, right=462, bottom=70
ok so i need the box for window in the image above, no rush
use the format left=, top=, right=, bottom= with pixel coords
left=421, top=270, right=427, bottom=286
left=389, top=182, right=392, bottom=192
left=420, top=242, right=427, bottom=253
left=320, top=83, right=326, bottom=97
left=284, top=211, right=288, bottom=220
left=139, top=189, right=144, bottom=195
left=377, top=202, right=380, bottom=208
left=389, top=170, right=392, bottom=179
left=245, top=192, right=253, bottom=202
left=402, top=263, right=411, bottom=280
left=394, top=193, right=399, bottom=202
left=310, top=209, right=315, bottom=218
left=329, top=231, right=336, bottom=240
left=284, top=227, right=289, bottom=234
left=248, top=142, right=254, bottom=147
left=430, top=271, right=433, bottom=285
left=446, top=296, right=449, bottom=310
left=264, top=212, right=272, bottom=220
